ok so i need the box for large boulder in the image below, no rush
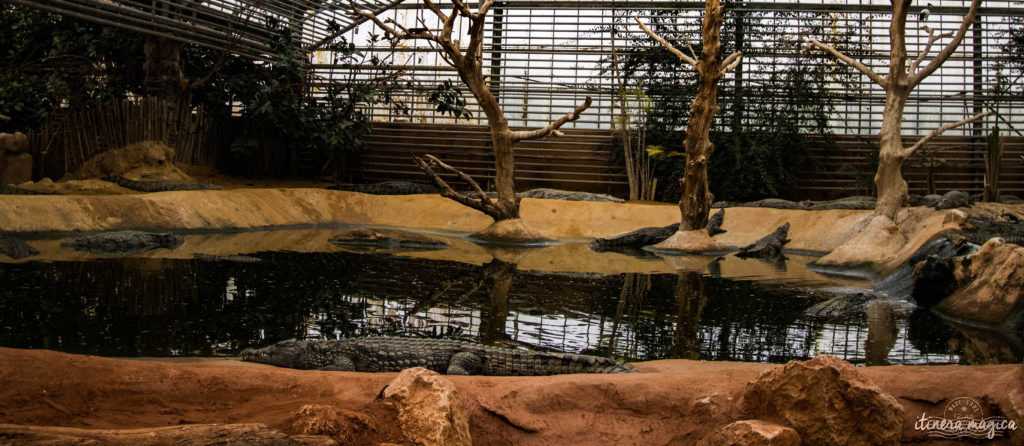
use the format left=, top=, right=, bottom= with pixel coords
left=288, top=404, right=370, bottom=443
left=61, top=140, right=191, bottom=182
left=380, top=367, right=471, bottom=446
left=0, top=152, right=32, bottom=185
left=699, top=420, right=800, bottom=446
left=741, top=355, right=904, bottom=445
left=936, top=238, right=1024, bottom=328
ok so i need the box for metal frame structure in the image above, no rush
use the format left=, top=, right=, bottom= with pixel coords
left=10, top=0, right=1024, bottom=195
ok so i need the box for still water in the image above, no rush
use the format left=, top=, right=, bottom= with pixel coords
left=0, top=232, right=1019, bottom=365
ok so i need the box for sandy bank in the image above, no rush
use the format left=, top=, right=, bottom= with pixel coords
left=0, top=188, right=967, bottom=249
left=0, top=348, right=1019, bottom=444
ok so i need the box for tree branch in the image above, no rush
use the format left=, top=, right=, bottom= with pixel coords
left=720, top=51, right=743, bottom=76
left=801, top=38, right=887, bottom=88
left=0, top=114, right=9, bottom=122
left=909, top=25, right=954, bottom=75
left=511, top=96, right=593, bottom=142
left=412, top=154, right=503, bottom=217
left=634, top=16, right=698, bottom=68
left=910, top=0, right=983, bottom=87
left=905, top=110, right=994, bottom=156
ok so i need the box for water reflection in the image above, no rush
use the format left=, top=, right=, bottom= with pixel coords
left=0, top=250, right=1019, bottom=365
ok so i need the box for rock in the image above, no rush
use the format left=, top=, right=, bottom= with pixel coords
left=648, top=228, right=721, bottom=253
left=381, top=367, right=471, bottom=446
left=816, top=215, right=905, bottom=267
left=803, top=293, right=875, bottom=321
left=288, top=404, right=370, bottom=443
left=910, top=255, right=959, bottom=307
left=518, top=188, right=625, bottom=203
left=61, top=230, right=184, bottom=255
left=936, top=238, right=1024, bottom=328
left=0, top=152, right=32, bottom=185
left=932, top=190, right=971, bottom=210
left=61, top=140, right=191, bottom=182
left=0, top=132, right=28, bottom=153
left=0, top=422, right=331, bottom=445
left=589, top=223, right=679, bottom=252
left=707, top=208, right=726, bottom=236
left=0, top=233, right=38, bottom=260
left=469, top=219, right=553, bottom=245
left=104, top=174, right=220, bottom=192
left=741, top=355, right=904, bottom=445
left=329, top=228, right=449, bottom=251
left=333, top=181, right=439, bottom=195
left=735, top=223, right=790, bottom=258
left=699, top=420, right=800, bottom=446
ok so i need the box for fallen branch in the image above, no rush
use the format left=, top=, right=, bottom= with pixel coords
left=0, top=114, right=9, bottom=121
left=412, top=153, right=507, bottom=218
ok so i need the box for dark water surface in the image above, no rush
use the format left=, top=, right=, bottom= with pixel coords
left=0, top=248, right=1019, bottom=365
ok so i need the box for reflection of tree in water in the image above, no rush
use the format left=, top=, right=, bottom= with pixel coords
left=0, top=252, right=374, bottom=356
left=671, top=271, right=707, bottom=360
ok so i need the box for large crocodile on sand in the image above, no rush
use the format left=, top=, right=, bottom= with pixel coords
left=241, top=337, right=635, bottom=375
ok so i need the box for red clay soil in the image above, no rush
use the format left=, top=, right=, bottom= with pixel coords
left=0, top=348, right=1020, bottom=445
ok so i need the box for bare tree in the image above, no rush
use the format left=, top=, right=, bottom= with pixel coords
left=802, top=0, right=991, bottom=221
left=634, top=0, right=741, bottom=250
left=351, top=0, right=592, bottom=226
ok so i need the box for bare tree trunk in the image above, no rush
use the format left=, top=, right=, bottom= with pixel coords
left=636, top=2, right=740, bottom=235
left=679, top=0, right=727, bottom=231
left=875, top=89, right=911, bottom=220
left=143, top=36, right=184, bottom=148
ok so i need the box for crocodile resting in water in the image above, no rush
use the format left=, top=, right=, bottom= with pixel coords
left=241, top=337, right=635, bottom=375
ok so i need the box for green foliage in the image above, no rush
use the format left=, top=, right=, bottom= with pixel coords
left=0, top=4, right=145, bottom=131
left=605, top=9, right=847, bottom=202
left=224, top=17, right=406, bottom=179
left=429, top=80, right=472, bottom=120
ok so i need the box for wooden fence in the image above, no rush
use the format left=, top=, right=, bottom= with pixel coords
left=364, top=123, right=1024, bottom=201
left=362, top=122, right=630, bottom=196
left=26, top=97, right=218, bottom=181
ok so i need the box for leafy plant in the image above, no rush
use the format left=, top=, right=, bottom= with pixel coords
left=428, top=80, right=472, bottom=120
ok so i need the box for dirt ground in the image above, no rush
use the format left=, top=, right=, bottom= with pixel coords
left=0, top=348, right=1020, bottom=445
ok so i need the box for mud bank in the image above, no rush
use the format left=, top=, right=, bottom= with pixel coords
left=0, top=348, right=1019, bottom=444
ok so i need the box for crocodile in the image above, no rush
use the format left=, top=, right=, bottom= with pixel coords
left=330, top=181, right=438, bottom=195
left=61, top=230, right=184, bottom=255
left=103, top=175, right=221, bottom=192
left=240, top=337, right=635, bottom=375
left=735, top=222, right=791, bottom=258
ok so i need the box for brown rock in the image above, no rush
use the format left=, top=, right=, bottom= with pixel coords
left=0, top=152, right=32, bottom=185
left=816, top=215, right=905, bottom=267
left=741, top=355, right=904, bottom=445
left=937, top=238, right=1024, bottom=327
left=470, top=218, right=553, bottom=245
left=700, top=420, right=800, bottom=446
left=61, top=140, right=191, bottom=182
left=0, top=132, right=28, bottom=153
left=381, top=367, right=471, bottom=446
left=649, top=228, right=722, bottom=253
left=288, top=404, right=370, bottom=443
